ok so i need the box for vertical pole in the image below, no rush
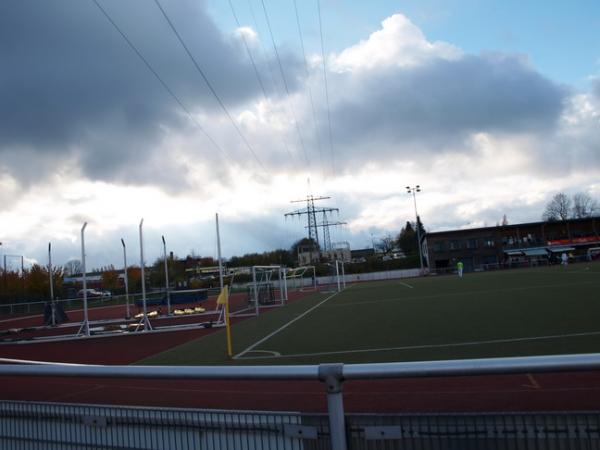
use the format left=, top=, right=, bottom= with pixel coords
left=121, top=239, right=130, bottom=319
left=139, top=219, right=151, bottom=330
left=162, top=235, right=171, bottom=315
left=341, top=260, right=346, bottom=289
left=335, top=261, right=341, bottom=292
left=252, top=266, right=259, bottom=316
left=412, top=190, right=424, bottom=273
left=80, top=222, right=90, bottom=336
left=20, top=255, right=24, bottom=301
left=48, top=243, right=55, bottom=326
left=319, top=364, right=347, bottom=450
left=216, top=214, right=224, bottom=290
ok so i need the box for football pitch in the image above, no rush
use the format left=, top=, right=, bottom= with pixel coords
left=139, top=263, right=600, bottom=366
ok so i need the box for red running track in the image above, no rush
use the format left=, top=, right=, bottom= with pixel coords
left=1, top=291, right=600, bottom=413
left=2, top=372, right=600, bottom=413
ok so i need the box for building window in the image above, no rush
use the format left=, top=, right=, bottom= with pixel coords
left=449, top=240, right=460, bottom=250
left=484, top=237, right=495, bottom=248
left=466, top=239, right=477, bottom=249
left=433, top=241, right=445, bottom=252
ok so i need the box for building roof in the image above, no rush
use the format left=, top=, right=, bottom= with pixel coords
left=425, top=216, right=600, bottom=238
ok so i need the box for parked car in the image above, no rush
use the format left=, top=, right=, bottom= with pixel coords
left=77, top=289, right=105, bottom=298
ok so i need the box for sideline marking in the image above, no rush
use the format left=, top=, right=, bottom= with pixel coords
left=243, top=350, right=281, bottom=357
left=235, top=329, right=600, bottom=360
left=398, top=281, right=414, bottom=289
left=523, top=373, right=541, bottom=389
left=234, top=288, right=349, bottom=360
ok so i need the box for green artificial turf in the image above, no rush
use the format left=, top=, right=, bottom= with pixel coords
left=137, top=263, right=600, bottom=366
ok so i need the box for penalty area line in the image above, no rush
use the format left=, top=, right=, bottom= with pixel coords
left=233, top=288, right=349, bottom=360
left=234, top=329, right=600, bottom=360
left=398, top=281, right=414, bottom=289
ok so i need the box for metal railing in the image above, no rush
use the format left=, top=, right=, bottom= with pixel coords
left=2, top=353, right=600, bottom=449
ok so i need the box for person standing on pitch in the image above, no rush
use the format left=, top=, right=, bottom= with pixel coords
left=457, top=260, right=464, bottom=278
left=561, top=252, right=568, bottom=266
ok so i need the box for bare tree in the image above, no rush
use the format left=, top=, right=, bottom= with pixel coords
left=64, top=259, right=82, bottom=276
left=543, top=193, right=571, bottom=221
left=572, top=192, right=598, bottom=218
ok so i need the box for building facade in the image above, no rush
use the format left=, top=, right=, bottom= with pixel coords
left=424, top=216, right=600, bottom=272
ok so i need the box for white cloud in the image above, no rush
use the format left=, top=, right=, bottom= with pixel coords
left=331, top=14, right=461, bottom=73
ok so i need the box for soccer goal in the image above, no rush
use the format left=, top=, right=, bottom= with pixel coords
left=286, top=266, right=317, bottom=292
left=319, top=260, right=346, bottom=293
left=246, top=265, right=288, bottom=315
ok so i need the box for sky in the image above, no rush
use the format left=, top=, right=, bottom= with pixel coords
left=1, top=0, right=599, bottom=270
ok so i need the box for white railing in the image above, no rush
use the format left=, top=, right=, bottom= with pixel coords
left=2, top=353, right=600, bottom=450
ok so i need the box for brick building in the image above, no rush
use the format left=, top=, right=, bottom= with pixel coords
left=424, top=216, right=600, bottom=272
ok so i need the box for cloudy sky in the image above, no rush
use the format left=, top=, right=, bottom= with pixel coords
left=1, top=0, right=599, bottom=270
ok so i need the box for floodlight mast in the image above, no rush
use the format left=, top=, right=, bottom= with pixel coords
left=162, top=235, right=171, bottom=315
left=121, top=238, right=130, bottom=319
left=406, top=185, right=424, bottom=273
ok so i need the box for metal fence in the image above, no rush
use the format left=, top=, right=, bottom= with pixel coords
left=2, top=402, right=599, bottom=450
left=2, top=353, right=600, bottom=449
left=0, top=401, right=331, bottom=450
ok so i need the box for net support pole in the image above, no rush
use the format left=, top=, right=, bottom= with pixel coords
left=121, top=239, right=130, bottom=319
left=48, top=242, right=55, bottom=326
left=341, top=261, right=346, bottom=289
left=162, top=235, right=171, bottom=315
left=78, top=222, right=90, bottom=337
left=335, top=260, right=341, bottom=292
left=216, top=213, right=224, bottom=290
left=139, top=219, right=152, bottom=331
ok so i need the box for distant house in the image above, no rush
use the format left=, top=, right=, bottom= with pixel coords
left=350, top=248, right=375, bottom=263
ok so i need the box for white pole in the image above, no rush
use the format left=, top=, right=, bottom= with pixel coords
left=139, top=219, right=151, bottom=330
left=216, top=213, right=224, bottom=290
left=121, top=238, right=130, bottom=319
left=48, top=242, right=55, bottom=326
left=335, top=260, right=341, bottom=292
left=252, top=266, right=259, bottom=316
left=341, top=260, right=346, bottom=289
left=80, top=222, right=90, bottom=336
left=162, top=235, right=171, bottom=315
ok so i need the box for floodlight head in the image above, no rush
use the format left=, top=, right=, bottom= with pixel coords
left=405, top=186, right=410, bottom=190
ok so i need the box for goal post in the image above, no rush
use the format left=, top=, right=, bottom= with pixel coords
left=286, top=266, right=317, bottom=292
left=248, top=265, right=287, bottom=316
left=319, top=260, right=346, bottom=293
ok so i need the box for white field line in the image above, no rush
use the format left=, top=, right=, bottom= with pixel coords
left=323, top=280, right=600, bottom=309
left=236, top=330, right=600, bottom=360
left=233, top=288, right=349, bottom=359
left=398, top=281, right=414, bottom=289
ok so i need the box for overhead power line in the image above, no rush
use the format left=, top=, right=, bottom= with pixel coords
left=153, top=0, right=268, bottom=175
left=227, top=0, right=299, bottom=169
left=293, top=0, right=325, bottom=177
left=259, top=0, right=311, bottom=168
left=91, top=0, right=233, bottom=165
left=317, top=0, right=335, bottom=175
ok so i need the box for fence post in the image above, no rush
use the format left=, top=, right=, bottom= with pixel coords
left=319, top=363, right=347, bottom=450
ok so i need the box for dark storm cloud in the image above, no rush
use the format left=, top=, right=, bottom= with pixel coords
left=0, top=0, right=301, bottom=186
left=325, top=53, right=566, bottom=156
